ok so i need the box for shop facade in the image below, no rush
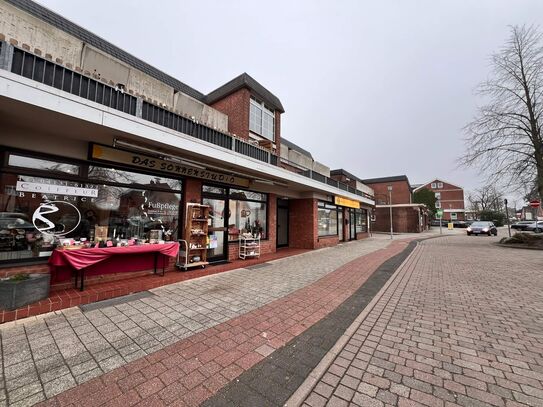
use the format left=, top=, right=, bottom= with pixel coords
left=0, top=0, right=374, bottom=294
left=0, top=141, right=373, bottom=287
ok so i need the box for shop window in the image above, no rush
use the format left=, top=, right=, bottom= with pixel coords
left=355, top=208, right=367, bottom=233
left=451, top=212, right=458, bottom=220
left=202, top=185, right=227, bottom=195
left=230, top=188, right=267, bottom=202
left=88, top=166, right=182, bottom=190
left=228, top=200, right=267, bottom=240
left=8, top=154, right=80, bottom=175
left=0, top=173, right=181, bottom=263
left=318, top=202, right=338, bottom=236
left=249, top=97, right=275, bottom=141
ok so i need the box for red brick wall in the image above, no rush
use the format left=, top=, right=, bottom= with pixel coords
left=418, top=180, right=465, bottom=220
left=368, top=181, right=412, bottom=205
left=372, top=206, right=423, bottom=233
left=274, top=111, right=281, bottom=156
left=0, top=263, right=49, bottom=278
left=210, top=88, right=251, bottom=140
left=289, top=198, right=317, bottom=249
left=316, top=235, right=338, bottom=249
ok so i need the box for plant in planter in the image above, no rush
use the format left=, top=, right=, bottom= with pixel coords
left=0, top=273, right=51, bottom=311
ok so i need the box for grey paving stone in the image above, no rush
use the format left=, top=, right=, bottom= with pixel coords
left=1, top=237, right=397, bottom=404
left=43, top=374, right=77, bottom=398
left=8, top=382, right=43, bottom=403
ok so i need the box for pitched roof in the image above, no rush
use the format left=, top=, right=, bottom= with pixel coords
left=281, top=138, right=313, bottom=158
left=7, top=0, right=205, bottom=100
left=413, top=178, right=464, bottom=192
left=205, top=72, right=285, bottom=113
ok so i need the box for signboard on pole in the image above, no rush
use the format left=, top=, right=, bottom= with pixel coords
left=529, top=200, right=541, bottom=208
left=436, top=209, right=444, bottom=218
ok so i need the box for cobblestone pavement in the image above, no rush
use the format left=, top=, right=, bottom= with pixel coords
left=298, top=235, right=543, bottom=407
left=0, top=235, right=421, bottom=407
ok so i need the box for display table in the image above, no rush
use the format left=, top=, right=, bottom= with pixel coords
left=48, top=242, right=180, bottom=290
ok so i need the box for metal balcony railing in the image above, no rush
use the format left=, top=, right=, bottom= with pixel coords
left=0, top=42, right=375, bottom=202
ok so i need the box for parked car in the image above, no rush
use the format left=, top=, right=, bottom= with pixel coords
left=453, top=220, right=468, bottom=228
left=511, top=220, right=536, bottom=231
left=466, top=221, right=498, bottom=236
left=524, top=221, right=543, bottom=233
left=0, top=212, right=38, bottom=251
left=430, top=219, right=444, bottom=227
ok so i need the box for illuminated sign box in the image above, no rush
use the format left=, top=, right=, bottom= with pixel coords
left=334, top=196, right=360, bottom=209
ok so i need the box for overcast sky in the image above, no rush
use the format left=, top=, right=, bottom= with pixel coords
left=38, top=0, right=543, bottom=202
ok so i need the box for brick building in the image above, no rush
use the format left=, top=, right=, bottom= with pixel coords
left=413, top=178, right=465, bottom=221
left=362, top=176, right=429, bottom=233
left=0, top=0, right=374, bottom=289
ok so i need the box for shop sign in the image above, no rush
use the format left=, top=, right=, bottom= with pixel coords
left=91, top=144, right=250, bottom=188
left=32, top=201, right=82, bottom=236
left=334, top=196, right=360, bottom=209
left=16, top=181, right=99, bottom=198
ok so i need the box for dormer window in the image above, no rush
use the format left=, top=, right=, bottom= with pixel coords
left=250, top=97, right=275, bottom=141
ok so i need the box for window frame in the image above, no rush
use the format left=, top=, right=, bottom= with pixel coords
left=0, top=149, right=184, bottom=266
left=249, top=97, right=275, bottom=141
left=318, top=201, right=339, bottom=237
left=431, top=182, right=437, bottom=189
left=201, top=184, right=269, bottom=242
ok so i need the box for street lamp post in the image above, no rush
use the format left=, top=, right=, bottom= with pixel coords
left=387, top=185, right=393, bottom=240
left=504, top=198, right=511, bottom=237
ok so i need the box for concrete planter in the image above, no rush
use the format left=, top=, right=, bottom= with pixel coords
left=0, top=274, right=50, bottom=311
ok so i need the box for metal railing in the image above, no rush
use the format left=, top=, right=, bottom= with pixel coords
left=0, top=42, right=375, bottom=202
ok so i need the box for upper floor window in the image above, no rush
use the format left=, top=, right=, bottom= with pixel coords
left=435, top=201, right=441, bottom=208
left=435, top=192, right=441, bottom=199
left=431, top=182, right=437, bottom=189
left=250, top=98, right=275, bottom=141
left=437, top=182, right=443, bottom=188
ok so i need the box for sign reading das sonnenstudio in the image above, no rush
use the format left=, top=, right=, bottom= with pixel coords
left=91, top=144, right=250, bottom=188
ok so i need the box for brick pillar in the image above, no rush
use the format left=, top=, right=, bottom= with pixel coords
left=289, top=198, right=317, bottom=249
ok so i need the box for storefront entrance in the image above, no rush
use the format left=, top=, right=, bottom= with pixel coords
left=338, top=209, right=344, bottom=241
left=277, top=199, right=289, bottom=247
left=349, top=209, right=357, bottom=240
left=202, top=197, right=228, bottom=263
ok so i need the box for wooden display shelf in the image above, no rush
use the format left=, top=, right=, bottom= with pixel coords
left=177, top=204, right=211, bottom=271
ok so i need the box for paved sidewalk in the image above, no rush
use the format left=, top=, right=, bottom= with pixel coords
left=298, top=235, right=543, bottom=407
left=0, top=235, right=418, bottom=406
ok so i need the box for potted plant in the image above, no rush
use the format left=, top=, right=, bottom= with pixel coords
left=0, top=273, right=50, bottom=311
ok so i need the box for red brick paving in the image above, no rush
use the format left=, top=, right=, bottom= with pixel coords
left=37, top=240, right=412, bottom=406
left=0, top=248, right=307, bottom=324
left=300, top=236, right=543, bottom=407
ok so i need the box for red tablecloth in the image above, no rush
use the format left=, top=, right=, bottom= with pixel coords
left=48, top=242, right=179, bottom=283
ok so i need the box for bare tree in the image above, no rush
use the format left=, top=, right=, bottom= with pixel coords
left=461, top=25, right=543, bottom=201
left=467, top=185, right=504, bottom=213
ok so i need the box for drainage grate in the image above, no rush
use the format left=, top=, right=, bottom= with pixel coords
left=79, top=291, right=155, bottom=312
left=245, top=263, right=272, bottom=270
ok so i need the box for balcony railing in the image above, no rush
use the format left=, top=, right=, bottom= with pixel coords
left=0, top=42, right=374, bottom=202
left=281, top=158, right=374, bottom=201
